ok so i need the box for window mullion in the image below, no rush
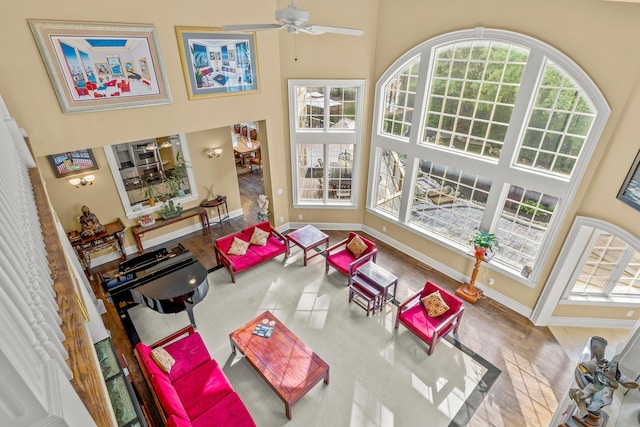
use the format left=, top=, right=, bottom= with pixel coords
left=483, top=180, right=509, bottom=233
left=499, top=50, right=545, bottom=166
left=605, top=246, right=635, bottom=295
left=397, top=156, right=419, bottom=223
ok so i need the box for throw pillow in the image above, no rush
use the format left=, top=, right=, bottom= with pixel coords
left=250, top=227, right=270, bottom=246
left=421, top=290, right=450, bottom=317
left=150, top=347, right=175, bottom=374
left=346, top=234, right=367, bottom=258
left=228, top=237, right=250, bottom=255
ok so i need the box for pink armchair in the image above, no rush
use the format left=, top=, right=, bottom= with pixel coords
left=325, top=232, right=377, bottom=282
left=394, top=281, right=464, bottom=355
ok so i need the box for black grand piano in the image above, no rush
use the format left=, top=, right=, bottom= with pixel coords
left=100, top=244, right=209, bottom=338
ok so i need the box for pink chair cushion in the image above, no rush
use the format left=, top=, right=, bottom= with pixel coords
left=151, top=373, right=190, bottom=420
left=163, top=332, right=215, bottom=382
left=399, top=282, right=462, bottom=343
left=327, top=232, right=375, bottom=274
left=248, top=236, right=287, bottom=259
left=174, top=360, right=234, bottom=420
left=242, top=221, right=271, bottom=234
left=192, top=392, right=257, bottom=427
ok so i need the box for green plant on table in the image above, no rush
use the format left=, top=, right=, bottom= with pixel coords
left=470, top=229, right=498, bottom=253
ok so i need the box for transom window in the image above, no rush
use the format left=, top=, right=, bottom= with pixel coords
left=369, top=28, right=609, bottom=282
left=289, top=80, right=365, bottom=207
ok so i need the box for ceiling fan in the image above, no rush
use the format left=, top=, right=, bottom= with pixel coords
left=223, top=0, right=364, bottom=36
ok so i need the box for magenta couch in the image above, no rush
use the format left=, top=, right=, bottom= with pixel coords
left=213, top=221, right=288, bottom=283
left=134, top=326, right=255, bottom=427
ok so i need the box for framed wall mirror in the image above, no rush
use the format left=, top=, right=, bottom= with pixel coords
left=103, top=134, right=198, bottom=219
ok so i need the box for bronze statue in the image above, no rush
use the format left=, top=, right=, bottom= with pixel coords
left=79, top=205, right=105, bottom=238
left=568, top=336, right=638, bottom=426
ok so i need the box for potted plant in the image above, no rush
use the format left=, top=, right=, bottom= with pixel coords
left=143, top=178, right=159, bottom=206
left=163, top=151, right=189, bottom=198
left=470, top=229, right=498, bottom=258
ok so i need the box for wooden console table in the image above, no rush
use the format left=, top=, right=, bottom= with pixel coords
left=68, top=218, right=126, bottom=277
left=200, top=196, right=229, bottom=228
left=132, top=206, right=209, bottom=254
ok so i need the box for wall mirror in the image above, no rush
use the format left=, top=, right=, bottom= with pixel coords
left=103, top=134, right=198, bottom=219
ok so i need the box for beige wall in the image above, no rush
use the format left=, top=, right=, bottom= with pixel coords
left=3, top=0, right=640, bottom=318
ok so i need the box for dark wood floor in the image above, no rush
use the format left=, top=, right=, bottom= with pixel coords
left=90, top=169, right=572, bottom=426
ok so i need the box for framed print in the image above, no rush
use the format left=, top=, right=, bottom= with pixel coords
left=175, top=27, right=259, bottom=100
left=48, top=149, right=99, bottom=178
left=28, top=20, right=172, bottom=113
left=618, top=150, right=640, bottom=211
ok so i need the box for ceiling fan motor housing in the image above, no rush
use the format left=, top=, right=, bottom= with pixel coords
left=276, top=7, right=310, bottom=25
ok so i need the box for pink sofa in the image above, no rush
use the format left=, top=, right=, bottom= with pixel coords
left=134, top=326, right=255, bottom=427
left=213, top=222, right=288, bottom=283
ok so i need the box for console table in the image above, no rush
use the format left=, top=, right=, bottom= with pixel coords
left=200, top=196, right=229, bottom=228
left=68, top=218, right=126, bottom=277
left=132, top=206, right=209, bottom=254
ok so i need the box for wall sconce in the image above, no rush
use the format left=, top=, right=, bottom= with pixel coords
left=205, top=148, right=223, bottom=159
left=69, top=174, right=95, bottom=188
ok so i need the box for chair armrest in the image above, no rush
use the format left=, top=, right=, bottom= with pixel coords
left=433, top=306, right=464, bottom=334
left=326, top=238, right=348, bottom=256
left=149, top=325, right=196, bottom=348
left=214, top=243, right=233, bottom=268
left=347, top=249, right=378, bottom=277
left=270, top=228, right=289, bottom=257
left=397, top=289, right=423, bottom=312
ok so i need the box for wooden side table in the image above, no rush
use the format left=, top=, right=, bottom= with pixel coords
left=286, top=225, right=329, bottom=266
left=200, top=196, right=229, bottom=228
left=68, top=218, right=126, bottom=277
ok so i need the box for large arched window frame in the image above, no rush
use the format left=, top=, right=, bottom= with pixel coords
left=367, top=28, right=610, bottom=284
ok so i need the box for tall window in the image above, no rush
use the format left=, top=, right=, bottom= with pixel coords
left=289, top=80, right=365, bottom=207
left=369, top=29, right=609, bottom=282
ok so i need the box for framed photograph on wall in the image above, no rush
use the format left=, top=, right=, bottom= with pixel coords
left=29, top=20, right=172, bottom=113
left=175, top=27, right=259, bottom=100
left=617, top=150, right=640, bottom=211
left=48, top=149, right=99, bottom=178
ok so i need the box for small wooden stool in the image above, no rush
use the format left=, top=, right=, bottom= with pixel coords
left=349, top=278, right=382, bottom=316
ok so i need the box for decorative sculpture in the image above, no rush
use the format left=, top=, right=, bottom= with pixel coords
left=568, top=336, right=638, bottom=426
left=258, top=194, right=269, bottom=221
left=79, top=205, right=105, bottom=238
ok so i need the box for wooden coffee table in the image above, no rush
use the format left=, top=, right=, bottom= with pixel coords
left=229, top=311, right=330, bottom=419
left=286, top=225, right=329, bottom=266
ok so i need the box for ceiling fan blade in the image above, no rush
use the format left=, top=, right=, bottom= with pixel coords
left=223, top=23, right=284, bottom=32
left=304, top=25, right=364, bottom=36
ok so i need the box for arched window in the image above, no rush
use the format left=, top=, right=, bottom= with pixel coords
left=368, top=28, right=609, bottom=283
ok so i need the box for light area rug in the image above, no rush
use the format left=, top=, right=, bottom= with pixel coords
left=128, top=252, right=499, bottom=427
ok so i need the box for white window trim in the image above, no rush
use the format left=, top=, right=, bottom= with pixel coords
left=367, top=27, right=610, bottom=284
left=103, top=133, right=199, bottom=220
left=288, top=79, right=365, bottom=208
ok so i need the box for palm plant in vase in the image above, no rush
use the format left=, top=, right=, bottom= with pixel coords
left=470, top=229, right=498, bottom=259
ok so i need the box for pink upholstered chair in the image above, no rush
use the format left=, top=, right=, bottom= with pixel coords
left=394, top=281, right=464, bottom=355
left=325, top=232, right=377, bottom=282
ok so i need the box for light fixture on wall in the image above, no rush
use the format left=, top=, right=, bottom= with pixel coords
left=69, top=174, right=95, bottom=188
left=205, top=148, right=223, bottom=159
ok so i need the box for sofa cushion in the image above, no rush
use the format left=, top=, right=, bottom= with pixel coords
left=421, top=291, right=450, bottom=317
left=399, top=303, right=451, bottom=342
left=174, top=360, right=234, bottom=420
left=243, top=221, right=271, bottom=235
left=164, top=332, right=214, bottom=382
left=151, top=347, right=175, bottom=373
left=192, top=392, right=256, bottom=427
left=167, top=415, right=192, bottom=427
left=136, top=342, right=169, bottom=380
left=246, top=236, right=286, bottom=260
left=228, top=237, right=250, bottom=255
left=326, top=248, right=355, bottom=275
left=151, top=373, right=190, bottom=420
left=346, top=234, right=367, bottom=258
left=249, top=227, right=269, bottom=246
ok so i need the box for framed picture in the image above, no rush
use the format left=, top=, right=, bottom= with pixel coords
left=48, top=149, right=99, bottom=178
left=28, top=20, right=172, bottom=113
left=618, top=150, right=640, bottom=211
left=175, top=27, right=259, bottom=100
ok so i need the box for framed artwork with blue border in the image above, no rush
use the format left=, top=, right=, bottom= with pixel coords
left=175, top=27, right=259, bottom=100
left=47, top=149, right=98, bottom=178
left=29, top=20, right=172, bottom=113
left=617, top=149, right=640, bottom=211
